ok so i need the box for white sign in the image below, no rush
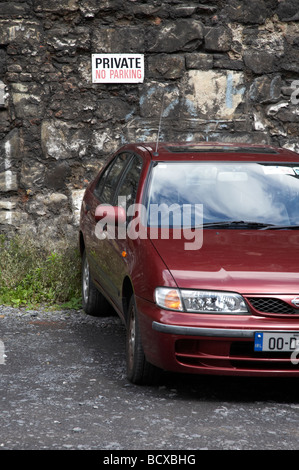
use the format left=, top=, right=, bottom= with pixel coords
left=92, top=54, right=144, bottom=83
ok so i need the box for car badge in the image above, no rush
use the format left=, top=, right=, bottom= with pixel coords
left=291, top=297, right=299, bottom=308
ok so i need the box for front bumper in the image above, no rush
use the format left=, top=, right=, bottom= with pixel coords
left=136, top=296, right=299, bottom=377
left=152, top=322, right=257, bottom=338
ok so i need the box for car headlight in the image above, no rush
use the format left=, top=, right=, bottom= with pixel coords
left=155, top=287, right=249, bottom=314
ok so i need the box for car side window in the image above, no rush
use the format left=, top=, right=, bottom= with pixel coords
left=94, top=152, right=132, bottom=204
left=114, top=155, right=143, bottom=208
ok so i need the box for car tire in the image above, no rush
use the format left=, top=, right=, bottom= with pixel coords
left=126, top=295, right=161, bottom=385
left=81, top=250, right=112, bottom=316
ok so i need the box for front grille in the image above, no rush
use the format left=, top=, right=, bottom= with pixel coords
left=230, top=341, right=299, bottom=371
left=247, top=297, right=297, bottom=315
left=175, top=338, right=299, bottom=374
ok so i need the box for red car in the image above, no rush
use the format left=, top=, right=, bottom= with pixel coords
left=79, top=142, right=299, bottom=384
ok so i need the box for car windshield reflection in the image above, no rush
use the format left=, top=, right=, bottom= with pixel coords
left=146, top=162, right=299, bottom=228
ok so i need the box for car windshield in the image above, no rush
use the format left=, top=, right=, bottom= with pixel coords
left=146, top=161, right=299, bottom=228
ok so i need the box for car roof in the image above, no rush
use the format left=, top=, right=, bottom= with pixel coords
left=129, top=141, right=299, bottom=163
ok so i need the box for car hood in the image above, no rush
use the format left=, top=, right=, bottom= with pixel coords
left=150, top=230, right=299, bottom=294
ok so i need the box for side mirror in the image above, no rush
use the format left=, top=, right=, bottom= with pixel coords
left=95, top=205, right=126, bottom=225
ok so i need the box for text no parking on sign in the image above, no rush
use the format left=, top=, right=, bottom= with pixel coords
left=92, top=54, right=144, bottom=83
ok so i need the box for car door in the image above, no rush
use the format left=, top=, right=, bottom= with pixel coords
left=86, top=152, right=133, bottom=299
left=96, top=153, right=143, bottom=311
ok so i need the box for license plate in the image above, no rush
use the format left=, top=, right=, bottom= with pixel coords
left=254, top=332, right=299, bottom=352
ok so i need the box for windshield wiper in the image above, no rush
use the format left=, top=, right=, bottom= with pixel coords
left=198, top=221, right=299, bottom=230
left=260, top=224, right=299, bottom=230
left=199, top=221, right=275, bottom=229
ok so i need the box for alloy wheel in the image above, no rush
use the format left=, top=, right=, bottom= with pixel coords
left=82, top=255, right=90, bottom=304
left=127, top=302, right=136, bottom=372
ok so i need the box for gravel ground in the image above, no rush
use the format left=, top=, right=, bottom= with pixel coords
left=1, top=305, right=299, bottom=451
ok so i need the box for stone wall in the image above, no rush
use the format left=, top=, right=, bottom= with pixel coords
left=1, top=0, right=299, bottom=244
